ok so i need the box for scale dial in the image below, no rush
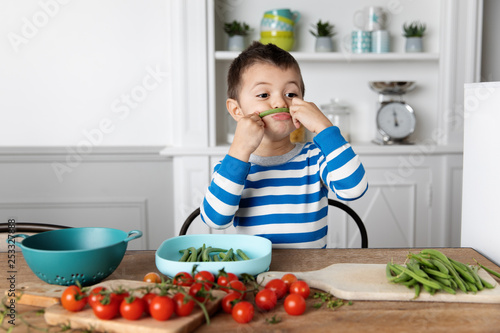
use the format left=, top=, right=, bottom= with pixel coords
left=376, top=101, right=416, bottom=141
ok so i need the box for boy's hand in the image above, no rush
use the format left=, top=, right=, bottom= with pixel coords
left=228, top=112, right=264, bottom=162
left=290, top=98, right=333, bottom=134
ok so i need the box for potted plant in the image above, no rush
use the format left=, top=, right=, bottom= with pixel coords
left=224, top=20, right=251, bottom=51
left=309, top=20, right=336, bottom=52
left=403, top=21, right=426, bottom=52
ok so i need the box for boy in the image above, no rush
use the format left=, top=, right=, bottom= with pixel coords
left=200, top=42, right=368, bottom=248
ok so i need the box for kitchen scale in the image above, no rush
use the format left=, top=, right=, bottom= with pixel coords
left=369, top=81, right=417, bottom=145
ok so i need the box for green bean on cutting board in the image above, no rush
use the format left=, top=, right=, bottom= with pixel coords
left=387, top=249, right=500, bottom=298
left=177, top=245, right=251, bottom=262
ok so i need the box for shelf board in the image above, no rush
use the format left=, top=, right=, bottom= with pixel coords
left=215, top=51, right=439, bottom=62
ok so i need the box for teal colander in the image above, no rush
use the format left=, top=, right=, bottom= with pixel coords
left=10, top=227, right=142, bottom=286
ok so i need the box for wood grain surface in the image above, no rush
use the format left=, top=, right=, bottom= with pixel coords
left=3, top=248, right=500, bottom=333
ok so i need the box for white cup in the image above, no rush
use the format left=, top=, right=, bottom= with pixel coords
left=371, top=30, right=390, bottom=53
left=353, top=6, right=387, bottom=31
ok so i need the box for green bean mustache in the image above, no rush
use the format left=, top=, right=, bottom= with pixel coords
left=259, top=107, right=290, bottom=118
left=387, top=249, right=499, bottom=298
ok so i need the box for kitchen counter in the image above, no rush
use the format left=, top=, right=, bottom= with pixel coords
left=2, top=248, right=499, bottom=332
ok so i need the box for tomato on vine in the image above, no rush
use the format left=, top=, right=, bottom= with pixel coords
left=217, top=272, right=238, bottom=292
left=92, top=294, right=120, bottom=320
left=226, top=280, right=246, bottom=297
left=221, top=293, right=240, bottom=314
left=194, top=270, right=215, bottom=286
left=173, top=272, right=194, bottom=287
left=88, top=286, right=106, bottom=308
left=189, top=282, right=211, bottom=302
left=61, top=285, right=87, bottom=312
left=173, top=292, right=195, bottom=316
left=120, top=296, right=145, bottom=320
left=149, top=295, right=175, bottom=321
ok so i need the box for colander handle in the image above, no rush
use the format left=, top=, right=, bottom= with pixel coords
left=5, top=234, right=29, bottom=248
left=124, top=230, right=142, bottom=243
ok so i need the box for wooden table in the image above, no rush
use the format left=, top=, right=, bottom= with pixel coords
left=2, top=248, right=500, bottom=332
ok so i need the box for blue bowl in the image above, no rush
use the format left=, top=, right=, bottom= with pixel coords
left=155, top=234, right=272, bottom=278
left=10, top=227, right=142, bottom=286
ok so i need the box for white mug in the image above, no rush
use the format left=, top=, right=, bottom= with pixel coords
left=353, top=6, right=387, bottom=31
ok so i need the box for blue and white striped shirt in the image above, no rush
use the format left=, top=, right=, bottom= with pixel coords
left=201, top=126, right=368, bottom=248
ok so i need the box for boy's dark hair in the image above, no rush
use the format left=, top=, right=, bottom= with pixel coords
left=227, top=41, right=305, bottom=100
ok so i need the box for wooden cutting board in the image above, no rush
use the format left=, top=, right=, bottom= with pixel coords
left=14, top=279, right=224, bottom=333
left=257, top=263, right=500, bottom=303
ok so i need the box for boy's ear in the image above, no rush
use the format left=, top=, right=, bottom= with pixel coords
left=226, top=98, right=243, bottom=120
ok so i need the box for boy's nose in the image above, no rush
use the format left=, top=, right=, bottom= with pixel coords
left=273, top=97, right=287, bottom=109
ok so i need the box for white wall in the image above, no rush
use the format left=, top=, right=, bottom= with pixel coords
left=0, top=0, right=172, bottom=147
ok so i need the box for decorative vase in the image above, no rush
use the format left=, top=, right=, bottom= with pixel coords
left=315, top=36, right=334, bottom=52
left=405, top=37, right=423, bottom=52
left=227, top=35, right=245, bottom=51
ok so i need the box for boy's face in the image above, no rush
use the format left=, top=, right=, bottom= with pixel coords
left=228, top=62, right=303, bottom=139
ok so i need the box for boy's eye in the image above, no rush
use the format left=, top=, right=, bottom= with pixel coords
left=285, top=93, right=298, bottom=98
left=257, top=93, right=269, bottom=98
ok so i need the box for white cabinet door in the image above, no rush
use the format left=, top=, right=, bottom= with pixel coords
left=327, top=155, right=432, bottom=248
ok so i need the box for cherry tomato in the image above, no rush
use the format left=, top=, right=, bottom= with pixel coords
left=173, top=272, right=194, bottom=287
left=221, top=293, right=240, bottom=314
left=88, top=287, right=106, bottom=308
left=194, top=270, right=215, bottom=286
left=143, top=272, right=162, bottom=283
left=284, top=293, right=306, bottom=316
left=188, top=282, right=211, bottom=302
left=289, top=280, right=310, bottom=299
left=281, top=273, right=298, bottom=292
left=120, top=297, right=145, bottom=320
left=61, top=285, right=87, bottom=312
left=172, top=293, right=195, bottom=316
left=141, top=292, right=157, bottom=315
left=231, top=301, right=254, bottom=324
left=112, top=289, right=130, bottom=304
left=227, top=280, right=246, bottom=297
left=265, top=278, right=287, bottom=299
left=254, top=288, right=277, bottom=311
left=217, top=272, right=239, bottom=292
left=149, top=295, right=174, bottom=321
left=92, top=295, right=120, bottom=320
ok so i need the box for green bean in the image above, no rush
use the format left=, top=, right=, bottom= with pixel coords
left=222, top=248, right=233, bottom=262
left=423, top=284, right=436, bottom=295
left=179, top=249, right=190, bottom=262
left=259, top=107, right=289, bottom=118
left=449, top=259, right=476, bottom=284
left=435, top=281, right=457, bottom=295
left=188, top=247, right=198, bottom=262
left=466, top=281, right=478, bottom=293
left=467, top=265, right=483, bottom=290
left=401, top=279, right=418, bottom=288
left=393, top=264, right=442, bottom=290
left=420, top=249, right=453, bottom=266
left=213, top=254, right=220, bottom=262
left=434, top=276, right=453, bottom=287
left=407, top=259, right=428, bottom=278
left=387, top=263, right=412, bottom=283
left=414, top=283, right=421, bottom=298
left=202, top=246, right=212, bottom=262
left=480, top=276, right=495, bottom=289
left=408, top=252, right=436, bottom=269
left=476, top=262, right=500, bottom=279
left=422, top=267, right=451, bottom=279
left=236, top=249, right=250, bottom=260
left=429, top=259, right=449, bottom=275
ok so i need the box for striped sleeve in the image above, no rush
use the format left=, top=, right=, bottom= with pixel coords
left=200, top=154, right=250, bottom=229
left=313, top=126, right=368, bottom=200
